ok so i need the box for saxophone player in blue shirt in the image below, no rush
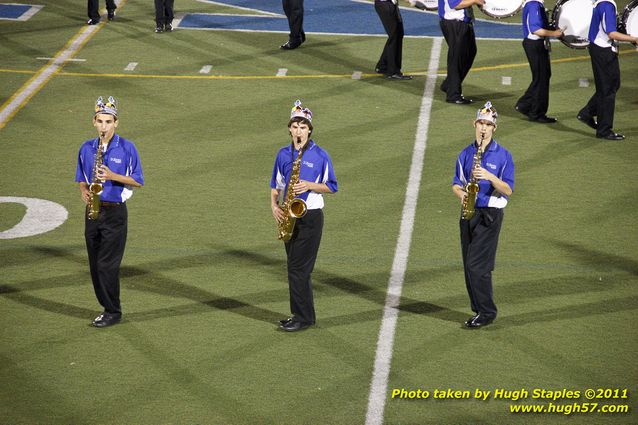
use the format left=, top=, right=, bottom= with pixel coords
left=452, top=102, right=514, bottom=328
left=270, top=100, right=338, bottom=332
left=75, top=97, right=144, bottom=328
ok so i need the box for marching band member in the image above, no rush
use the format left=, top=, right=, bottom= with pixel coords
left=438, top=0, right=485, bottom=104
left=515, top=0, right=563, bottom=123
left=75, top=97, right=144, bottom=328
left=270, top=100, right=338, bottom=332
left=577, top=0, right=638, bottom=140
left=374, top=0, right=413, bottom=80
left=452, top=102, right=514, bottom=328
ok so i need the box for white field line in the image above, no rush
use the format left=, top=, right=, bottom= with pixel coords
left=364, top=36, right=443, bottom=425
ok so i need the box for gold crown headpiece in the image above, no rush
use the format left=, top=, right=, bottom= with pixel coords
left=94, top=96, right=118, bottom=117
left=475, top=101, right=497, bottom=126
left=290, top=99, right=312, bottom=122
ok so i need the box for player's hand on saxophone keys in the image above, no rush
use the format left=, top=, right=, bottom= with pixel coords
left=271, top=204, right=285, bottom=223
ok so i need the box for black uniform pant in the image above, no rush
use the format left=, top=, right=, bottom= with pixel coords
left=282, top=0, right=305, bottom=45
left=284, top=209, right=323, bottom=325
left=516, top=39, right=551, bottom=119
left=375, top=0, right=404, bottom=76
left=440, top=19, right=477, bottom=101
left=460, top=207, right=503, bottom=319
left=154, top=0, right=174, bottom=25
left=579, top=44, right=620, bottom=138
left=87, top=0, right=116, bottom=21
left=85, top=203, right=127, bottom=316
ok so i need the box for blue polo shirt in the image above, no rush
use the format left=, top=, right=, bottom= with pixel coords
left=75, top=134, right=144, bottom=203
left=438, top=0, right=472, bottom=22
left=453, top=139, right=515, bottom=209
left=522, top=0, right=547, bottom=40
left=589, top=0, right=617, bottom=50
left=270, top=140, right=338, bottom=210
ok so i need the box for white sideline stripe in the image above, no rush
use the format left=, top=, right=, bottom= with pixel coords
left=195, top=0, right=284, bottom=17
left=124, top=62, right=138, bottom=71
left=0, top=24, right=100, bottom=128
left=276, top=68, right=288, bottom=77
left=37, top=57, right=86, bottom=62
left=199, top=65, right=213, bottom=74
left=364, top=36, right=442, bottom=425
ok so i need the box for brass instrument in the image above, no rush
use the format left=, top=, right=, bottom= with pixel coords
left=87, top=135, right=105, bottom=220
left=461, top=133, right=484, bottom=220
left=277, top=140, right=307, bottom=241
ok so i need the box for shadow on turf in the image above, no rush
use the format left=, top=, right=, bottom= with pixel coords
left=221, top=247, right=469, bottom=325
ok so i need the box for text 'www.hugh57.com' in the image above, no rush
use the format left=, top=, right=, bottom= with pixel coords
left=390, top=387, right=631, bottom=416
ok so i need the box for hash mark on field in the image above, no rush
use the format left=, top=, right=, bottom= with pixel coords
left=501, top=76, right=511, bottom=85
left=124, top=62, right=138, bottom=71
left=351, top=71, right=362, bottom=80
left=276, top=68, right=287, bottom=77
left=199, top=65, right=213, bottom=74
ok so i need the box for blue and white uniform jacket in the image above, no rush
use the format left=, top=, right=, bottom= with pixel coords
left=75, top=134, right=144, bottom=203
left=270, top=140, right=338, bottom=210
left=453, top=139, right=515, bottom=209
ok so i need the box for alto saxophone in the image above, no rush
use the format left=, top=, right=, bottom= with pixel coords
left=87, top=136, right=105, bottom=220
left=461, top=133, right=484, bottom=220
left=277, top=141, right=307, bottom=242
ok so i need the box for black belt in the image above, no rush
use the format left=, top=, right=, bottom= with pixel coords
left=100, top=201, right=123, bottom=208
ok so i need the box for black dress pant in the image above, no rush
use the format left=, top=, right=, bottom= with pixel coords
left=282, top=0, right=305, bottom=45
left=375, top=0, right=404, bottom=75
left=284, top=209, right=323, bottom=325
left=516, top=39, right=551, bottom=119
left=579, top=44, right=620, bottom=138
left=87, top=0, right=116, bottom=21
left=85, top=203, right=128, bottom=316
left=154, top=0, right=174, bottom=25
left=460, top=208, right=503, bottom=319
left=440, top=19, right=477, bottom=101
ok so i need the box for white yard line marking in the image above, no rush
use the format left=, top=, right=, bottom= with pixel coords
left=124, top=62, right=138, bottom=71
left=351, top=71, right=362, bottom=80
left=276, top=68, right=288, bottom=77
left=364, top=36, right=443, bottom=425
left=0, top=0, right=126, bottom=129
left=37, top=57, right=86, bottom=62
left=0, top=25, right=100, bottom=129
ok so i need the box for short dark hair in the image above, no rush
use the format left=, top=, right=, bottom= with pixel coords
left=288, top=116, right=313, bottom=132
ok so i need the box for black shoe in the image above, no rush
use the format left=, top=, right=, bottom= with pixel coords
left=464, top=314, right=494, bottom=328
left=279, top=320, right=311, bottom=332
left=447, top=97, right=473, bottom=105
left=155, top=25, right=163, bottom=33
left=597, top=132, right=625, bottom=141
left=92, top=312, right=121, bottom=328
left=164, top=22, right=173, bottom=32
left=87, top=18, right=100, bottom=25
left=386, top=73, right=413, bottom=80
left=280, top=41, right=300, bottom=50
left=514, top=104, right=529, bottom=116
left=577, top=114, right=598, bottom=130
left=531, top=115, right=557, bottom=124
left=278, top=317, right=294, bottom=326
left=107, top=10, right=115, bottom=20
left=464, top=314, right=479, bottom=327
